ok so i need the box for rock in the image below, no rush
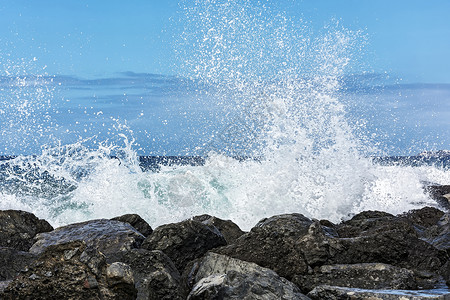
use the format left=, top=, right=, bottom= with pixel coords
left=425, top=185, right=450, bottom=209
left=192, top=214, right=245, bottom=244
left=399, top=207, right=445, bottom=229
left=29, top=219, right=145, bottom=256
left=107, top=248, right=182, bottom=300
left=2, top=241, right=137, bottom=299
left=307, top=285, right=450, bottom=300
left=141, top=219, right=226, bottom=272
left=214, top=213, right=313, bottom=280
left=0, top=210, right=53, bottom=251
left=185, top=252, right=310, bottom=300
left=111, top=214, right=153, bottom=237
left=292, top=263, right=417, bottom=293
left=0, top=247, right=36, bottom=280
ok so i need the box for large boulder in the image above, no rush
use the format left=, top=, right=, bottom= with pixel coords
left=192, top=214, right=245, bottom=244
left=425, top=185, right=450, bottom=209
left=0, top=210, right=53, bottom=251
left=111, top=214, right=153, bottom=237
left=185, top=252, right=310, bottom=300
left=2, top=241, right=137, bottom=299
left=292, top=263, right=417, bottom=293
left=214, top=213, right=314, bottom=280
left=307, top=285, right=450, bottom=300
left=141, top=219, right=226, bottom=272
left=0, top=247, right=36, bottom=281
left=29, top=219, right=145, bottom=256
left=107, top=248, right=182, bottom=300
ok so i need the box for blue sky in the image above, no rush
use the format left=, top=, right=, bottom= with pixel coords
left=1, top=0, right=449, bottom=83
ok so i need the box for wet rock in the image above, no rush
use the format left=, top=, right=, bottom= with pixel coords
left=192, top=214, right=245, bottom=244
left=425, top=185, right=450, bottom=209
left=141, top=219, right=226, bottom=271
left=214, top=213, right=313, bottom=280
left=307, top=285, right=450, bottom=300
left=111, top=213, right=153, bottom=237
left=0, top=210, right=53, bottom=251
left=0, top=247, right=36, bottom=280
left=29, top=219, right=145, bottom=256
left=399, top=207, right=445, bottom=229
left=292, top=263, right=417, bottom=293
left=108, top=248, right=182, bottom=300
left=2, top=241, right=137, bottom=299
left=185, top=252, right=310, bottom=300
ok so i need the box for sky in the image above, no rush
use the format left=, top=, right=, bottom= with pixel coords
left=0, top=0, right=449, bottom=83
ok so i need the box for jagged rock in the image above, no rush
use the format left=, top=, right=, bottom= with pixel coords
left=400, top=207, right=445, bottom=229
left=107, top=248, right=182, bottom=300
left=0, top=210, right=53, bottom=251
left=141, top=219, right=226, bottom=271
left=0, top=247, right=36, bottom=280
left=214, top=213, right=313, bottom=280
left=292, top=263, right=417, bottom=293
left=29, top=219, right=145, bottom=256
left=2, top=241, right=137, bottom=299
left=425, top=185, right=450, bottom=209
left=307, top=285, right=450, bottom=300
left=185, top=252, right=310, bottom=300
left=111, top=214, right=153, bottom=237
left=192, top=214, right=245, bottom=244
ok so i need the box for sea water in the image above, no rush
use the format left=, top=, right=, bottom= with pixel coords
left=0, top=0, right=449, bottom=230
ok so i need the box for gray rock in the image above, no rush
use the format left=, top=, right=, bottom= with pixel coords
left=111, top=213, right=153, bottom=237
left=307, top=285, right=450, bottom=300
left=192, top=214, right=245, bottom=244
left=141, top=219, right=226, bottom=271
left=29, top=219, right=145, bottom=256
left=292, top=263, right=417, bottom=293
left=185, top=252, right=310, bottom=300
left=107, top=248, right=182, bottom=300
left=214, top=213, right=313, bottom=280
left=0, top=210, right=53, bottom=251
left=2, top=241, right=137, bottom=299
left=0, top=247, right=36, bottom=280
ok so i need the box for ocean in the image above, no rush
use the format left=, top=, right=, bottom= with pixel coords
left=0, top=0, right=449, bottom=231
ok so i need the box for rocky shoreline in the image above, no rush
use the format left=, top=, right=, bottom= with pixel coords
left=0, top=203, right=449, bottom=299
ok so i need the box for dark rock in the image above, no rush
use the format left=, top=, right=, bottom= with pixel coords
left=307, top=285, right=450, bottom=300
left=399, top=207, right=445, bottom=229
left=2, top=241, right=137, bottom=299
left=425, top=185, right=450, bottom=209
left=422, top=212, right=450, bottom=252
left=0, top=210, right=53, bottom=251
left=214, top=213, right=313, bottom=280
left=185, top=252, right=310, bottom=300
left=111, top=214, right=153, bottom=237
left=141, top=219, right=226, bottom=272
left=107, top=248, right=182, bottom=300
left=29, top=219, right=145, bottom=256
left=192, top=214, right=245, bottom=244
left=0, top=247, right=36, bottom=280
left=292, top=263, right=417, bottom=293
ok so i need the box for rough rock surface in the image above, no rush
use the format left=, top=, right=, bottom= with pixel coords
left=215, top=213, right=314, bottom=280
left=107, top=248, right=182, bottom=300
left=0, top=210, right=53, bottom=251
left=29, top=219, right=145, bottom=256
left=2, top=241, right=137, bottom=299
left=141, top=219, right=227, bottom=271
left=307, top=285, right=450, bottom=300
left=292, top=263, right=417, bottom=293
left=192, top=214, right=245, bottom=244
left=111, top=214, right=153, bottom=237
left=0, top=247, right=36, bottom=280
left=426, top=185, right=450, bottom=209
left=185, top=252, right=310, bottom=300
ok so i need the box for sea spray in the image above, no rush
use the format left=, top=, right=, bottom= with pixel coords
left=0, top=0, right=448, bottom=230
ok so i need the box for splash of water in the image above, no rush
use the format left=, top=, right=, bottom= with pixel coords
left=0, top=0, right=448, bottom=230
